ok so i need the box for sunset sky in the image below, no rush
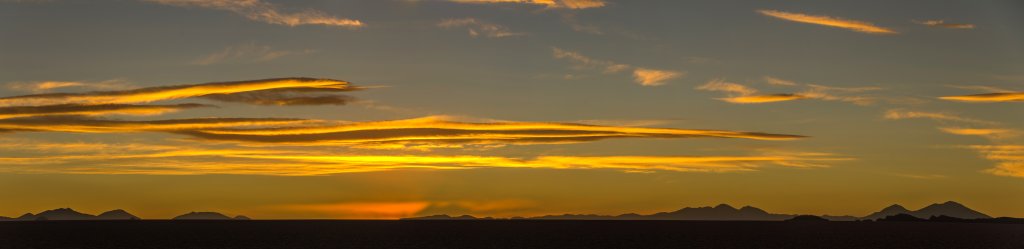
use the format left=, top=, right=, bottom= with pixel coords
left=1, top=0, right=1023, bottom=219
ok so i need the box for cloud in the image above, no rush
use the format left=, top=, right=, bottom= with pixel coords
left=193, top=42, right=316, bottom=65
left=884, top=109, right=997, bottom=125
left=6, top=79, right=133, bottom=93
left=965, top=145, right=1024, bottom=178
left=144, top=0, right=364, bottom=28
left=200, top=89, right=356, bottom=106
left=437, top=18, right=525, bottom=38
left=632, top=68, right=683, bottom=86
left=914, top=20, right=975, bottom=29
left=0, top=143, right=842, bottom=176
left=552, top=48, right=681, bottom=86
left=940, top=127, right=1018, bottom=140
left=176, top=115, right=804, bottom=149
left=763, top=76, right=798, bottom=86
left=0, top=116, right=309, bottom=133
left=757, top=9, right=897, bottom=34
left=0, top=103, right=211, bottom=119
left=446, top=0, right=605, bottom=9
left=700, top=77, right=881, bottom=105
left=552, top=47, right=629, bottom=73
left=940, top=92, right=1024, bottom=102
left=0, top=77, right=355, bottom=106
left=697, top=79, right=806, bottom=104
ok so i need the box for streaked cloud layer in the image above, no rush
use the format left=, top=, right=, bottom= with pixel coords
left=758, top=10, right=897, bottom=34
left=915, top=20, right=975, bottom=29
left=941, top=92, right=1024, bottom=102
left=145, top=0, right=364, bottom=28
left=0, top=77, right=355, bottom=106
left=446, top=0, right=606, bottom=9
left=0, top=103, right=210, bottom=119
left=696, top=78, right=877, bottom=105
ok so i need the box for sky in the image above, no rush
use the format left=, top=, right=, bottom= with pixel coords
left=0, top=0, right=1023, bottom=219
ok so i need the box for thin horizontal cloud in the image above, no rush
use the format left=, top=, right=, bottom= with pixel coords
left=446, top=0, right=605, bottom=9
left=276, top=202, right=432, bottom=219
left=178, top=115, right=805, bottom=149
left=145, top=0, right=364, bottom=28
left=965, top=145, right=1024, bottom=178
left=697, top=79, right=806, bottom=104
left=940, top=92, right=1024, bottom=102
left=763, top=76, right=798, bottom=86
left=0, top=77, right=356, bottom=106
left=552, top=47, right=629, bottom=73
left=0, top=116, right=309, bottom=133
left=914, top=20, right=975, bottom=29
left=0, top=144, right=843, bottom=176
left=437, top=18, right=525, bottom=38
left=698, top=78, right=879, bottom=105
left=552, top=48, right=681, bottom=86
left=940, top=127, right=1018, bottom=140
left=757, top=9, right=897, bottom=34
left=6, top=79, right=133, bottom=93
left=0, top=103, right=211, bottom=119
left=193, top=42, right=316, bottom=65
left=883, top=109, right=996, bottom=125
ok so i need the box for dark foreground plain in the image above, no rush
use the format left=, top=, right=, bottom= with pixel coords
left=2, top=220, right=1023, bottom=249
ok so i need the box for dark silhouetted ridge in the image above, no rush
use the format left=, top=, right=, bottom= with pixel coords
left=787, top=215, right=829, bottom=222
left=862, top=201, right=990, bottom=220
left=173, top=212, right=233, bottom=220
left=96, top=209, right=140, bottom=220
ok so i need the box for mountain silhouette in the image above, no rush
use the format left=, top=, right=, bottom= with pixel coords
left=412, top=204, right=799, bottom=221
left=96, top=209, right=140, bottom=220
left=862, top=201, right=990, bottom=220
left=17, top=208, right=94, bottom=221
left=8, top=208, right=141, bottom=221
left=877, top=213, right=927, bottom=222
left=786, top=215, right=829, bottom=222
left=173, top=212, right=234, bottom=220
left=233, top=215, right=251, bottom=220
left=647, top=204, right=794, bottom=221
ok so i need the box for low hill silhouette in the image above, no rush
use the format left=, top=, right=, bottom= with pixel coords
left=862, top=201, right=990, bottom=220
left=173, top=212, right=235, bottom=220
left=878, top=213, right=927, bottom=222
left=787, top=215, right=829, bottom=222
left=7, top=208, right=140, bottom=221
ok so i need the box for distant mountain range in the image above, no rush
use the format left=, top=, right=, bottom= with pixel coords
left=0, top=208, right=247, bottom=221
left=404, top=201, right=996, bottom=221
left=0, top=201, right=1001, bottom=221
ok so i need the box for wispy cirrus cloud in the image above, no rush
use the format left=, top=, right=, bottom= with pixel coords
left=757, top=9, right=897, bottom=34
left=632, top=68, right=684, bottom=86
left=914, top=20, right=975, bottom=29
left=697, top=79, right=805, bottom=104
left=0, top=103, right=211, bottom=119
left=193, top=42, right=316, bottom=65
left=0, top=141, right=844, bottom=176
left=144, top=0, right=364, bottom=28
left=884, top=109, right=996, bottom=125
left=437, top=18, right=525, bottom=38
left=940, top=92, right=1024, bottom=102
left=939, top=127, right=1018, bottom=140
left=0, top=116, right=310, bottom=133
left=552, top=47, right=682, bottom=86
left=965, top=145, right=1024, bottom=178
left=5, top=79, right=133, bottom=93
left=697, top=78, right=877, bottom=105
left=446, top=0, right=605, bottom=9
left=177, top=115, right=804, bottom=149
left=0, top=77, right=357, bottom=107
